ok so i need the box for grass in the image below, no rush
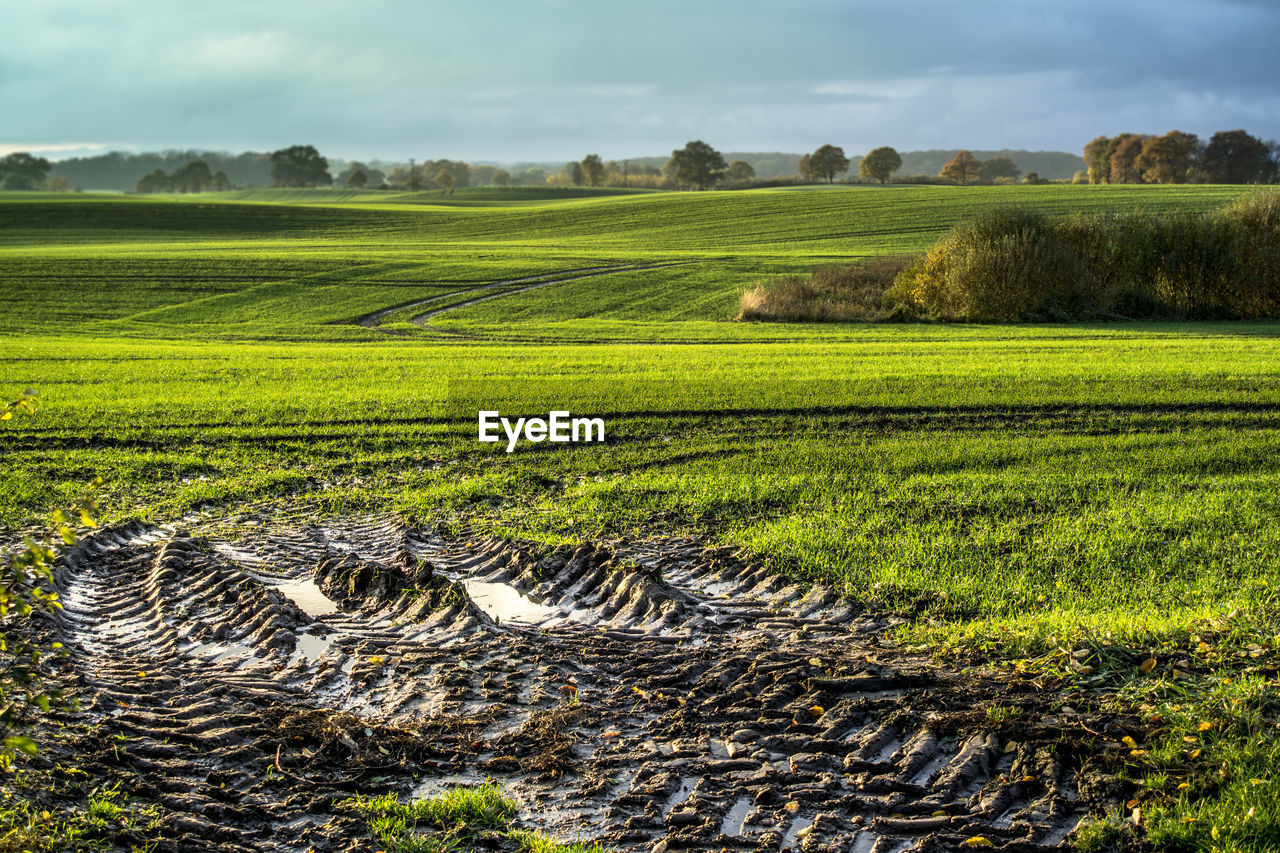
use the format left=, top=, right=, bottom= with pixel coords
left=3, top=183, right=1278, bottom=849
left=0, top=783, right=158, bottom=852
left=343, top=785, right=609, bottom=853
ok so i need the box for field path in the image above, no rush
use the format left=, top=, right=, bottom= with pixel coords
left=353, top=262, right=687, bottom=331
left=47, top=507, right=1123, bottom=851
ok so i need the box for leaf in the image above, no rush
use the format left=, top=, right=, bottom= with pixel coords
left=4, top=736, right=38, bottom=756
left=1138, top=658, right=1157, bottom=674
left=962, top=838, right=995, bottom=848
left=1121, top=736, right=1139, bottom=749
left=1197, top=720, right=1213, bottom=732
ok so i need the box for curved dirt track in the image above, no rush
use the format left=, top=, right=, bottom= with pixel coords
left=51, top=507, right=1124, bottom=852
left=353, top=262, right=685, bottom=331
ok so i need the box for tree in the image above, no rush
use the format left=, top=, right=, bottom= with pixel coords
left=725, top=160, right=756, bottom=185
left=514, top=167, right=547, bottom=186
left=211, top=171, right=232, bottom=192
left=0, top=152, right=52, bottom=191
left=336, top=162, right=385, bottom=189
left=347, top=169, right=368, bottom=189
left=434, top=168, right=455, bottom=193
left=1200, top=129, right=1276, bottom=184
left=471, top=164, right=497, bottom=186
left=939, top=150, right=980, bottom=185
left=808, top=144, right=850, bottom=183
left=979, top=156, right=1021, bottom=183
left=564, top=161, right=585, bottom=186
left=858, top=146, right=902, bottom=184
left=493, top=169, right=511, bottom=187
left=269, top=145, right=331, bottom=188
left=1083, top=136, right=1111, bottom=184
left=47, top=176, right=71, bottom=192
left=581, top=154, right=605, bottom=187
left=1108, top=134, right=1147, bottom=184
left=665, top=140, right=727, bottom=190
left=135, top=168, right=171, bottom=194
left=172, top=160, right=213, bottom=193
left=797, top=153, right=812, bottom=182
left=1135, top=130, right=1200, bottom=184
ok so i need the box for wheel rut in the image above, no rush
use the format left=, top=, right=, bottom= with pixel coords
left=50, top=508, right=1121, bottom=851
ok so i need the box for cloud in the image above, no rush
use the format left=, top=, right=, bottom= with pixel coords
left=0, top=142, right=109, bottom=157
left=1, top=1, right=1278, bottom=160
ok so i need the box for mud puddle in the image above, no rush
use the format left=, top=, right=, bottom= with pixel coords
left=47, top=510, right=1131, bottom=852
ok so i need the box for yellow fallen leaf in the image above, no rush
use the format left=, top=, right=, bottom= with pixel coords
left=137, top=671, right=146, bottom=679
left=932, top=810, right=948, bottom=817
left=601, top=731, right=620, bottom=739
left=1190, top=749, right=1202, bottom=759
left=1139, top=658, right=1157, bottom=674
left=1129, top=749, right=1147, bottom=757
left=1197, top=720, right=1213, bottom=732
left=784, top=801, right=799, bottom=814
left=1121, top=736, right=1139, bottom=749
left=962, top=838, right=994, bottom=848
left=1126, top=798, right=1140, bottom=809
left=810, top=705, right=825, bottom=717
left=1178, top=782, right=1190, bottom=790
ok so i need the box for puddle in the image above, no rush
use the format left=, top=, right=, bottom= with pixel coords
left=292, top=630, right=336, bottom=663
left=780, top=814, right=813, bottom=851
left=849, top=832, right=878, bottom=853
left=720, top=796, right=752, bottom=836
left=463, top=579, right=562, bottom=625
left=661, top=776, right=697, bottom=818
left=275, top=578, right=340, bottom=617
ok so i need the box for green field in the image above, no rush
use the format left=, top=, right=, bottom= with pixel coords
left=4, top=183, right=1280, bottom=849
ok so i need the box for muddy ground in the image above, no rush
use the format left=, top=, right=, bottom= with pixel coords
left=32, top=505, right=1138, bottom=851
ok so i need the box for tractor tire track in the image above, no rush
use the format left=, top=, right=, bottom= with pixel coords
left=50, top=507, right=1126, bottom=851
left=353, top=263, right=683, bottom=330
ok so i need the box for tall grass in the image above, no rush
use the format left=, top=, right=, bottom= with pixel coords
left=890, top=190, right=1280, bottom=321
left=737, top=257, right=914, bottom=322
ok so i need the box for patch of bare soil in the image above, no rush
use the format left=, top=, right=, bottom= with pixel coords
left=40, top=509, right=1135, bottom=851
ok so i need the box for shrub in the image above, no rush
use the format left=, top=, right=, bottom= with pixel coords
left=738, top=257, right=915, bottom=322
left=893, top=191, right=1280, bottom=321
left=1221, top=188, right=1280, bottom=317
left=0, top=390, right=95, bottom=769
left=888, top=208, right=1085, bottom=321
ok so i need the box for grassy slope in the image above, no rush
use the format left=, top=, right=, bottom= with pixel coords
left=2, top=184, right=1278, bottom=848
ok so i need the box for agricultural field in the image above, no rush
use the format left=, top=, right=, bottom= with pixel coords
left=3, top=184, right=1279, bottom=852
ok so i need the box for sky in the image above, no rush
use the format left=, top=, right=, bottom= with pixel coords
left=3, top=0, right=1279, bottom=163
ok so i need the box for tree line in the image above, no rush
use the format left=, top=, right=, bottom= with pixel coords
left=1084, top=129, right=1278, bottom=185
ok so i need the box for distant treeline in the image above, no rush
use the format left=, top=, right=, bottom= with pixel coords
left=32, top=132, right=1277, bottom=193
left=42, top=147, right=1087, bottom=192
left=1084, top=129, right=1278, bottom=185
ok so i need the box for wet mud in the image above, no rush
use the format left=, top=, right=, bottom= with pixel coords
left=45, top=508, right=1130, bottom=851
